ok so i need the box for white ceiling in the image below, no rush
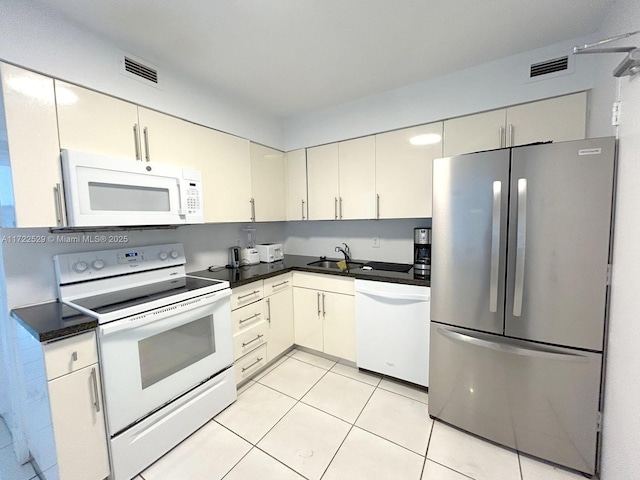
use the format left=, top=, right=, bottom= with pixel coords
left=35, top=0, right=615, bottom=119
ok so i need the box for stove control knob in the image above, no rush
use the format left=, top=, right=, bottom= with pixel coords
left=92, top=260, right=105, bottom=270
left=158, top=252, right=168, bottom=261
left=72, top=261, right=88, bottom=273
left=170, top=250, right=180, bottom=259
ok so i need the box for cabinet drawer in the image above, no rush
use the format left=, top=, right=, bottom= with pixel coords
left=233, top=321, right=268, bottom=359
left=231, top=282, right=264, bottom=310
left=292, top=272, right=354, bottom=295
left=235, top=344, right=267, bottom=385
left=44, top=332, right=98, bottom=380
left=232, top=300, right=265, bottom=335
left=264, top=273, right=292, bottom=296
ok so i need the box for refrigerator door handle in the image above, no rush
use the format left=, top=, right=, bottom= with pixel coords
left=513, top=178, right=527, bottom=316
left=437, top=327, right=588, bottom=363
left=489, top=181, right=502, bottom=312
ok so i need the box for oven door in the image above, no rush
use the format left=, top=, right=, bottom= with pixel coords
left=98, top=289, right=232, bottom=435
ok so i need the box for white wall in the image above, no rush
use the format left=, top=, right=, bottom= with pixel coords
left=595, top=1, right=640, bottom=479
left=0, top=222, right=285, bottom=308
left=285, top=218, right=430, bottom=264
left=0, top=0, right=284, bottom=149
left=282, top=35, right=605, bottom=151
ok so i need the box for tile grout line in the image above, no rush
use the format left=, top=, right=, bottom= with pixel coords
left=418, top=418, right=436, bottom=479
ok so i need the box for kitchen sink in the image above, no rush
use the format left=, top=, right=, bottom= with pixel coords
left=307, top=259, right=365, bottom=270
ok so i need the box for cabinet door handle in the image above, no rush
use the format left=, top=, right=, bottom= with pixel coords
left=239, top=312, right=260, bottom=324
left=90, top=367, right=101, bottom=413
left=317, top=292, right=321, bottom=316
left=250, top=198, right=256, bottom=222
left=266, top=298, right=271, bottom=323
left=499, top=126, right=505, bottom=148
left=71, top=351, right=78, bottom=361
left=302, top=199, right=306, bottom=220
left=238, top=290, right=260, bottom=301
left=242, top=334, right=264, bottom=347
left=334, top=197, right=338, bottom=220
left=339, top=197, right=343, bottom=219
left=54, top=183, right=64, bottom=227
left=507, top=124, right=514, bottom=147
left=133, top=124, right=141, bottom=160
left=242, top=357, right=264, bottom=372
left=376, top=194, right=380, bottom=219
left=322, top=293, right=326, bottom=317
left=143, top=127, right=150, bottom=162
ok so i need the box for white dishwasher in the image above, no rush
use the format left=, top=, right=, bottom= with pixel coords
left=355, top=279, right=430, bottom=387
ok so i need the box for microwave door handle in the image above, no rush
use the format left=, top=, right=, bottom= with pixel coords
left=177, top=178, right=187, bottom=217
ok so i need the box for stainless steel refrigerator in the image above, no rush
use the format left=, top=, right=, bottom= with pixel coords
left=429, top=137, right=615, bottom=476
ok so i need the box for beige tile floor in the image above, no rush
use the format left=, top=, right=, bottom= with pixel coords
left=138, top=349, right=591, bottom=480
left=0, top=348, right=593, bottom=480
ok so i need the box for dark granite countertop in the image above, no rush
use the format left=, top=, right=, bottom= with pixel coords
left=13, top=255, right=428, bottom=343
left=11, top=301, right=97, bottom=343
left=189, top=254, right=430, bottom=289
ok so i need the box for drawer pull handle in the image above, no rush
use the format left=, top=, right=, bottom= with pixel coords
left=237, top=290, right=260, bottom=301
left=239, top=313, right=260, bottom=324
left=90, top=367, right=101, bottom=413
left=72, top=351, right=78, bottom=361
left=272, top=281, right=289, bottom=289
left=242, top=334, right=264, bottom=347
left=242, top=357, right=264, bottom=372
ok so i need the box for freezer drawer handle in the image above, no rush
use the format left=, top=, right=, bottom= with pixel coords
left=489, top=180, right=502, bottom=313
left=513, top=178, right=527, bottom=316
left=437, top=327, right=588, bottom=363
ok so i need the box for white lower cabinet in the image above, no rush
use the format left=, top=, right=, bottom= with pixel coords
left=292, top=272, right=356, bottom=362
left=264, top=274, right=294, bottom=361
left=43, top=332, right=110, bottom=480
left=231, top=273, right=295, bottom=384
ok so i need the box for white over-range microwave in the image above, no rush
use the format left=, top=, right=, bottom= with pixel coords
left=61, top=150, right=204, bottom=227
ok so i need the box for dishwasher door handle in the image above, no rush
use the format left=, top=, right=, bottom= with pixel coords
left=356, top=288, right=429, bottom=302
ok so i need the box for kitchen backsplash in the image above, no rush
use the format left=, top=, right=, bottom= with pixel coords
left=1, top=218, right=427, bottom=308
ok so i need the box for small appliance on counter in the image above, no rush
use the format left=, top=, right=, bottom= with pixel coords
left=228, top=246, right=241, bottom=268
left=413, top=227, right=431, bottom=272
left=240, top=248, right=260, bottom=265
left=256, top=243, right=284, bottom=263
left=239, top=225, right=260, bottom=265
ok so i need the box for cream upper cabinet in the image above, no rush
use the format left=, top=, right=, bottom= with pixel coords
left=505, top=92, right=587, bottom=147
left=0, top=63, right=64, bottom=227
left=136, top=107, right=204, bottom=168
left=250, top=142, right=286, bottom=222
left=307, top=143, right=340, bottom=220
left=338, top=136, right=376, bottom=220
left=285, top=149, right=308, bottom=221
left=55, top=81, right=140, bottom=160
left=443, top=109, right=507, bottom=157
left=201, top=130, right=252, bottom=223
left=375, top=122, right=443, bottom=219
left=443, top=92, right=587, bottom=157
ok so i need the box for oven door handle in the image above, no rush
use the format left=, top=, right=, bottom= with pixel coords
left=99, top=289, right=231, bottom=337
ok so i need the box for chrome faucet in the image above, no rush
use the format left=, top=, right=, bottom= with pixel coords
left=335, top=243, right=351, bottom=262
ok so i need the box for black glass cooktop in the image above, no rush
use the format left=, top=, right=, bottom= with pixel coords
left=70, top=276, right=224, bottom=315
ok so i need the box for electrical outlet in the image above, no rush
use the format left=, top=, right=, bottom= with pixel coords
left=234, top=237, right=242, bottom=247
left=372, top=236, right=380, bottom=248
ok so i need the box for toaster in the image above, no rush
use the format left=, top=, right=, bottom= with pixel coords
left=256, top=243, right=284, bottom=263
left=240, top=247, right=260, bottom=265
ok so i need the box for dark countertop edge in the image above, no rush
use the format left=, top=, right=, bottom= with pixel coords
left=11, top=302, right=98, bottom=343
left=189, top=254, right=430, bottom=289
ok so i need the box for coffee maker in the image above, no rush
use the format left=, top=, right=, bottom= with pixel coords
left=413, top=227, right=431, bottom=273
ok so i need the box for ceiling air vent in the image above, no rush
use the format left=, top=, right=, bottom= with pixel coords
left=123, top=56, right=158, bottom=84
left=530, top=56, right=569, bottom=78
